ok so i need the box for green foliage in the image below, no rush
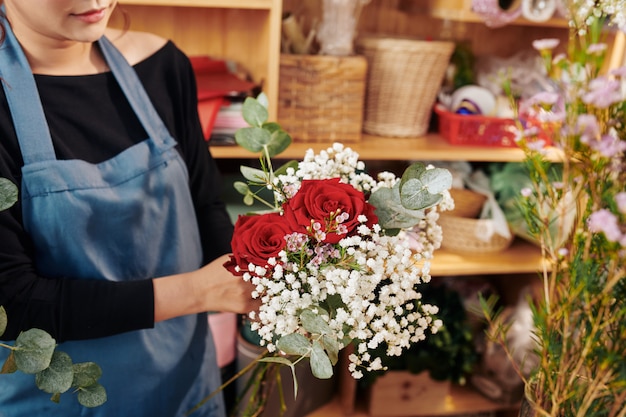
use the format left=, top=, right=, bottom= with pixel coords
left=0, top=181, right=106, bottom=408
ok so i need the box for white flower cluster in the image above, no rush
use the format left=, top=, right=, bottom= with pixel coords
left=275, top=143, right=398, bottom=200
left=569, top=0, right=626, bottom=33
left=246, top=144, right=446, bottom=378
left=246, top=220, right=442, bottom=378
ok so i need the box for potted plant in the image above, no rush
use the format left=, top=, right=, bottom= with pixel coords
left=483, top=2, right=626, bottom=415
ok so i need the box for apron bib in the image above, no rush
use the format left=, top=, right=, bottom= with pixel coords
left=0, top=21, right=224, bottom=417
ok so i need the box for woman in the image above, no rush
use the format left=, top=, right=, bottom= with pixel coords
left=0, top=1, right=258, bottom=416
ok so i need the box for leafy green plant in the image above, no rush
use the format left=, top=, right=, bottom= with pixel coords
left=482, top=3, right=626, bottom=416
left=0, top=177, right=106, bottom=408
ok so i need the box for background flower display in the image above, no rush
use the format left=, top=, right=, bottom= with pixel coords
left=483, top=2, right=626, bottom=415
left=221, top=96, right=454, bottom=416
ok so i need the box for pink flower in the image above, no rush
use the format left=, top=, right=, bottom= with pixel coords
left=615, top=192, right=626, bottom=214
left=532, top=38, right=560, bottom=51
left=588, top=209, right=622, bottom=242
left=582, top=77, right=623, bottom=108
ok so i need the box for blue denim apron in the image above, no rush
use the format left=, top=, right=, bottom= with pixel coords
left=0, top=22, right=225, bottom=417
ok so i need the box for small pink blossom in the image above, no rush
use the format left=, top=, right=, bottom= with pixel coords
left=587, top=43, right=607, bottom=54
left=582, top=77, right=623, bottom=108
left=610, top=66, right=626, bottom=78
left=532, top=38, right=560, bottom=51
left=589, top=133, right=626, bottom=158
left=577, top=114, right=600, bottom=143
left=588, top=209, right=622, bottom=242
left=521, top=187, right=533, bottom=197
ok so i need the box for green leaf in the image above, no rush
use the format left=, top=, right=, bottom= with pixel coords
left=234, top=181, right=250, bottom=195
left=241, top=96, right=268, bottom=128
left=14, top=329, right=56, bottom=374
left=243, top=193, right=255, bottom=206
left=398, top=163, right=452, bottom=210
left=265, top=129, right=292, bottom=158
left=310, top=341, right=333, bottom=379
left=35, top=351, right=73, bottom=394
left=400, top=178, right=442, bottom=210
left=276, top=333, right=311, bottom=356
left=71, top=362, right=102, bottom=388
left=300, top=309, right=332, bottom=335
left=274, top=160, right=299, bottom=177
left=258, top=356, right=293, bottom=366
left=321, top=335, right=340, bottom=365
left=77, top=383, right=107, bottom=408
left=0, top=178, right=18, bottom=212
left=1, top=351, right=17, bottom=374
left=369, top=185, right=427, bottom=230
left=240, top=166, right=269, bottom=183
left=0, top=306, right=7, bottom=336
left=234, top=127, right=272, bottom=153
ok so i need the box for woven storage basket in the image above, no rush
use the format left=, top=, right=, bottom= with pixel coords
left=448, top=188, right=488, bottom=218
left=439, top=215, right=514, bottom=253
left=277, top=54, right=367, bottom=143
left=356, top=36, right=455, bottom=137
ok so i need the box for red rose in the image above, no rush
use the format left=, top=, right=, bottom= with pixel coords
left=283, top=178, right=377, bottom=244
left=224, top=212, right=291, bottom=275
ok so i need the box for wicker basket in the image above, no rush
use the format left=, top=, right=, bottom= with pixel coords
left=448, top=188, right=488, bottom=218
left=356, top=36, right=455, bottom=137
left=277, top=54, right=367, bottom=143
left=439, top=215, right=514, bottom=253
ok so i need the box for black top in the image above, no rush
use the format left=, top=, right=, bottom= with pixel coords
left=0, top=40, right=234, bottom=342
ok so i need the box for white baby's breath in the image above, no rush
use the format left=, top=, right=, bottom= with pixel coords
left=245, top=144, right=445, bottom=378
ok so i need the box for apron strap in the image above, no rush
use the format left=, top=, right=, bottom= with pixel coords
left=97, top=36, right=172, bottom=148
left=0, top=16, right=56, bottom=164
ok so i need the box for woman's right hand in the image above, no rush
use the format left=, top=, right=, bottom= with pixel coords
left=152, top=253, right=260, bottom=323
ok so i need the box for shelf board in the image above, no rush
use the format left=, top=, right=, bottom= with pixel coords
left=210, top=134, right=563, bottom=162
left=306, top=386, right=519, bottom=417
left=430, top=239, right=545, bottom=276
left=119, top=0, right=275, bottom=9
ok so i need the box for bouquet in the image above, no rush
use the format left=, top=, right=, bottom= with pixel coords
left=219, top=95, right=454, bottom=416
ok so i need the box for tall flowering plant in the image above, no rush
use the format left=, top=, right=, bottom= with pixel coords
left=483, top=2, right=626, bottom=416
left=221, top=96, right=453, bottom=416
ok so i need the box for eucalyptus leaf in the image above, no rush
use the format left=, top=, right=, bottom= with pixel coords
left=321, top=335, right=340, bottom=365
left=369, top=186, right=427, bottom=230
left=243, top=193, right=255, bottom=206
left=76, top=383, right=107, bottom=408
left=255, top=92, right=269, bottom=110
left=14, top=329, right=56, bottom=374
left=0, top=306, right=7, bottom=336
left=420, top=168, right=453, bottom=195
left=310, top=341, right=333, bottom=379
left=265, top=129, right=292, bottom=158
left=240, top=166, right=269, bottom=184
left=0, top=177, right=17, bottom=211
left=400, top=178, right=442, bottom=211
left=300, top=309, right=332, bottom=335
left=276, top=333, right=311, bottom=356
left=35, top=351, right=73, bottom=394
left=274, top=160, right=299, bottom=177
left=71, top=362, right=102, bottom=388
left=257, top=356, right=294, bottom=366
left=233, top=181, right=250, bottom=195
left=234, top=127, right=272, bottom=153
left=241, top=96, right=268, bottom=128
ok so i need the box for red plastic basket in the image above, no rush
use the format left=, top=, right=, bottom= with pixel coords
left=434, top=104, right=551, bottom=147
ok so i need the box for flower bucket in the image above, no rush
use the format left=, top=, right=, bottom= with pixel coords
left=234, top=334, right=336, bottom=417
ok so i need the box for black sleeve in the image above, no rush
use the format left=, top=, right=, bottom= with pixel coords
left=162, top=46, right=234, bottom=264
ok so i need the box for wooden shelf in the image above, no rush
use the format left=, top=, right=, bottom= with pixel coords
left=305, top=386, right=519, bottom=417
left=210, top=134, right=563, bottom=162
left=430, top=239, right=544, bottom=276
left=119, top=0, right=275, bottom=9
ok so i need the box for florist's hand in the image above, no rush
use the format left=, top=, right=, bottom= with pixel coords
left=198, top=253, right=261, bottom=315
left=153, top=253, right=260, bottom=323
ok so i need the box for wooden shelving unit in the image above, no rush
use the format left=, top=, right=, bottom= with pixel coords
left=117, top=0, right=283, bottom=119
